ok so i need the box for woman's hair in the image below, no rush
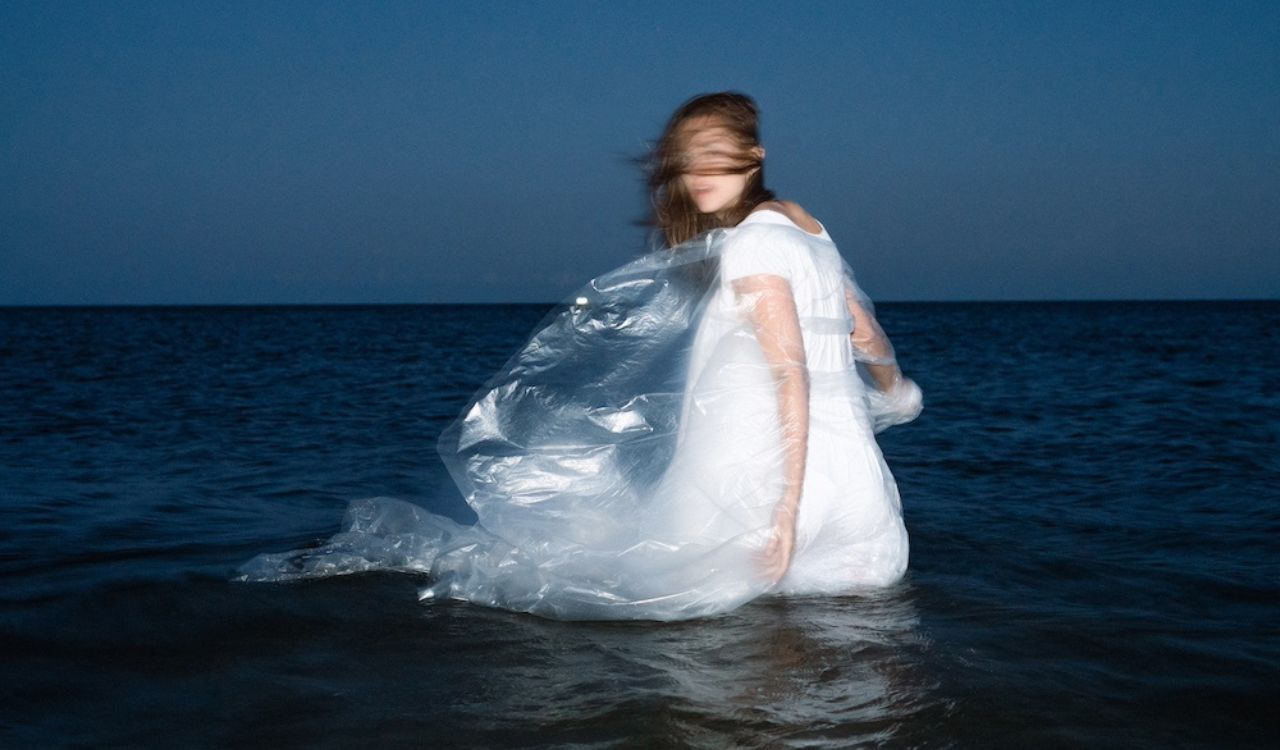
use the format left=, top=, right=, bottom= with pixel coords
left=647, top=92, right=776, bottom=247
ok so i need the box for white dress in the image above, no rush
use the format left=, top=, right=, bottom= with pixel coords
left=665, top=210, right=913, bottom=595
left=238, top=209, right=922, bottom=621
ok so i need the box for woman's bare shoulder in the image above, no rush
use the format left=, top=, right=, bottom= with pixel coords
left=752, top=199, right=822, bottom=235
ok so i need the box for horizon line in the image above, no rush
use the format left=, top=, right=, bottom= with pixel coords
left=1, top=297, right=1276, bottom=310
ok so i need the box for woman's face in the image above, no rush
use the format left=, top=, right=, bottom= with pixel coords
left=677, top=117, right=762, bottom=215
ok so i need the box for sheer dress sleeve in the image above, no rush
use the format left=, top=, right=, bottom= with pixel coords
left=722, top=226, right=810, bottom=524
left=841, top=262, right=922, bottom=432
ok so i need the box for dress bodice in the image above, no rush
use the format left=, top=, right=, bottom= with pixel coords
left=721, top=209, right=856, bottom=373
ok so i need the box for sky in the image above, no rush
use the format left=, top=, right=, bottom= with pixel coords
left=2, top=1, right=1277, bottom=304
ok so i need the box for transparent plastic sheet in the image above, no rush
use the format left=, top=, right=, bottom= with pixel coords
left=239, top=213, right=921, bottom=621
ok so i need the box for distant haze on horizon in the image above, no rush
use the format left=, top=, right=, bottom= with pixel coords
left=2, top=1, right=1277, bottom=304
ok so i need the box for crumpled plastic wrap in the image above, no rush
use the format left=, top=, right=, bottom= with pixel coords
left=239, top=211, right=921, bottom=621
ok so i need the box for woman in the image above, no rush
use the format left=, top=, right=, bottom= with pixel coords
left=239, top=92, right=922, bottom=622
left=643, top=92, right=922, bottom=593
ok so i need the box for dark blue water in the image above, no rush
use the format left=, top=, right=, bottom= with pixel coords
left=2, top=301, right=1277, bottom=748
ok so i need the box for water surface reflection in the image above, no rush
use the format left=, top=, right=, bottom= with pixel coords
left=432, top=584, right=947, bottom=748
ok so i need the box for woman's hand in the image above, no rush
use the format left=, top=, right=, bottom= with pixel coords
left=885, top=376, right=922, bottom=420
left=756, top=505, right=797, bottom=584
left=866, top=376, right=923, bottom=432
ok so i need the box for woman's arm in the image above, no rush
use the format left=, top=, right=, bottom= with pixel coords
left=843, top=280, right=923, bottom=430
left=843, top=280, right=904, bottom=391
left=732, top=274, right=809, bottom=583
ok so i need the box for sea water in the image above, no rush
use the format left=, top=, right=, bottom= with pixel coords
left=1, top=301, right=1276, bottom=748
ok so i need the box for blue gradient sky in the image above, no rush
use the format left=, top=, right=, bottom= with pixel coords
left=3, top=1, right=1277, bottom=303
